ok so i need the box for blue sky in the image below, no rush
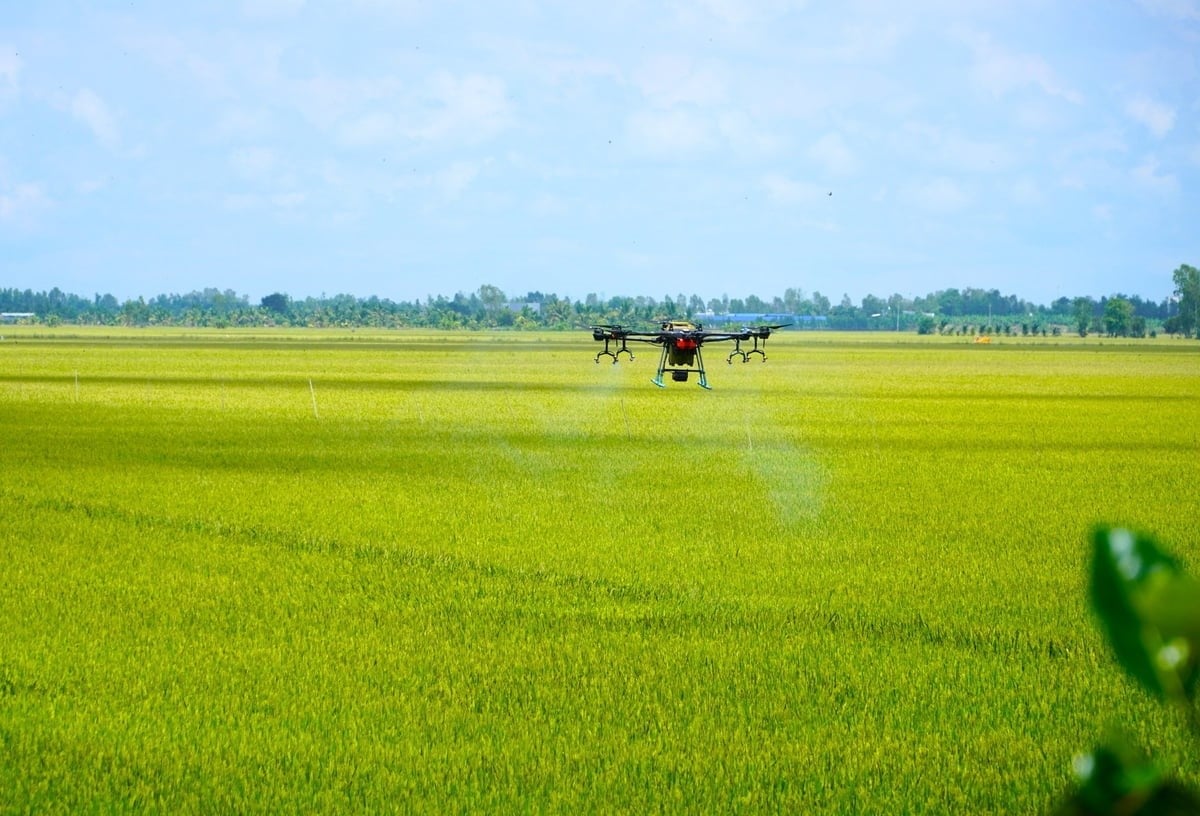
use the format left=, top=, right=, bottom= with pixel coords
left=2, top=1, right=1197, bottom=307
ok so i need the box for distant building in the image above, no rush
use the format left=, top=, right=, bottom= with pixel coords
left=0, top=313, right=35, bottom=323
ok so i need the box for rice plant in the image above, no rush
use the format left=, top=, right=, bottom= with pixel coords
left=1, top=328, right=1197, bottom=813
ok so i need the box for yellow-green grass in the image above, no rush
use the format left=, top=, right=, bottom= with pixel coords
left=1, top=328, right=1197, bottom=813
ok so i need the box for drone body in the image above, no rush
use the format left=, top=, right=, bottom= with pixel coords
left=591, top=320, right=787, bottom=389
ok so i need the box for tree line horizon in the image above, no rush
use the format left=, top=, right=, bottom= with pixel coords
left=3, top=264, right=1197, bottom=338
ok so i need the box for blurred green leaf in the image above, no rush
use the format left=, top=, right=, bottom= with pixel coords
left=1060, top=741, right=1200, bottom=816
left=1090, top=527, right=1200, bottom=703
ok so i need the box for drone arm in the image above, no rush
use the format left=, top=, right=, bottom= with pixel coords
left=592, top=331, right=660, bottom=344
left=694, top=332, right=746, bottom=344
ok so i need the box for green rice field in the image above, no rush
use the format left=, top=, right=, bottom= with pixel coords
left=1, top=328, right=1198, bottom=813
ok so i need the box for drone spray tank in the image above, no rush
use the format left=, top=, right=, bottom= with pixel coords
left=667, top=337, right=698, bottom=367
left=655, top=334, right=709, bottom=388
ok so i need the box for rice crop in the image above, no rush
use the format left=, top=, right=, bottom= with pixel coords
left=1, top=328, right=1197, bottom=813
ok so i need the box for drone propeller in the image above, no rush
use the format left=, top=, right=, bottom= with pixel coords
left=740, top=323, right=792, bottom=336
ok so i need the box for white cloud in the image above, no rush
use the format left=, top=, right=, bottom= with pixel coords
left=625, top=105, right=774, bottom=159
left=1059, top=174, right=1086, bottom=190
left=903, top=177, right=971, bottom=212
left=348, top=0, right=426, bottom=16
left=829, top=21, right=905, bottom=63
left=895, top=122, right=1012, bottom=173
left=271, top=191, right=306, bottom=208
left=120, top=27, right=229, bottom=99
left=414, top=73, right=512, bottom=144
left=961, top=31, right=1082, bottom=104
left=70, top=88, right=119, bottom=147
left=624, top=49, right=774, bottom=158
left=435, top=160, right=486, bottom=200
left=633, top=55, right=727, bottom=108
left=673, top=0, right=807, bottom=28
left=214, top=109, right=274, bottom=141
left=292, top=75, right=400, bottom=130
left=242, top=0, right=305, bottom=18
left=222, top=190, right=307, bottom=212
left=1131, top=155, right=1179, bottom=194
left=1135, top=0, right=1200, bottom=20
left=230, top=146, right=277, bottom=180
left=808, top=132, right=858, bottom=175
left=0, top=181, right=50, bottom=223
left=223, top=193, right=257, bottom=211
left=716, top=110, right=780, bottom=157
left=338, top=112, right=399, bottom=147
left=0, top=49, right=20, bottom=98
left=760, top=173, right=825, bottom=205
left=947, top=137, right=1011, bottom=173
left=1125, top=95, right=1175, bottom=138
left=290, top=71, right=510, bottom=149
left=531, top=193, right=567, bottom=217
left=1009, top=177, right=1041, bottom=205
left=626, top=109, right=715, bottom=157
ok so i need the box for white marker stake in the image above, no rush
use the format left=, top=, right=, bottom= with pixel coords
left=309, top=379, right=319, bottom=418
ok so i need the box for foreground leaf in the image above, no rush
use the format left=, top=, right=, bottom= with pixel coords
left=1059, top=742, right=1200, bottom=816
left=1090, top=527, right=1200, bottom=703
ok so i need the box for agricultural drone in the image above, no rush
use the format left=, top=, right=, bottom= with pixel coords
left=590, top=320, right=789, bottom=389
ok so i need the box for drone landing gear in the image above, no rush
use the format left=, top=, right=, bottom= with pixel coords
left=652, top=345, right=711, bottom=389
left=727, top=336, right=767, bottom=364
left=594, top=336, right=634, bottom=364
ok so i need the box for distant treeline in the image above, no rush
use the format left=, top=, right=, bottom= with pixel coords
left=2, top=276, right=1197, bottom=338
